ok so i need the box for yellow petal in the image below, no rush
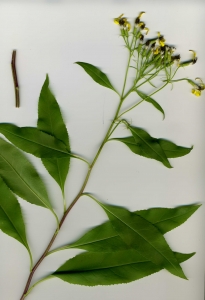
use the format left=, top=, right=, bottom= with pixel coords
left=114, top=13, right=124, bottom=25
left=138, top=11, right=145, bottom=18
left=126, top=22, right=131, bottom=31
left=154, top=47, right=160, bottom=55
left=159, top=40, right=165, bottom=47
left=144, top=27, right=149, bottom=35
left=192, top=89, right=201, bottom=96
left=189, top=50, right=196, bottom=58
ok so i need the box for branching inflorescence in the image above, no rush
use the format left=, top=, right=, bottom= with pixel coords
left=0, top=12, right=203, bottom=300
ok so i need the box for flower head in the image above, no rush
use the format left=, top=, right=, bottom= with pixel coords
left=114, top=14, right=131, bottom=31
left=179, top=50, right=198, bottom=67
left=157, top=32, right=166, bottom=47
left=114, top=14, right=124, bottom=25
left=153, top=46, right=160, bottom=55
left=190, top=78, right=205, bottom=97
left=135, top=11, right=145, bottom=25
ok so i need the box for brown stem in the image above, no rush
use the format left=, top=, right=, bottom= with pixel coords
left=11, top=50, right=20, bottom=108
left=19, top=43, right=130, bottom=299
left=19, top=114, right=120, bottom=300
left=20, top=190, right=87, bottom=299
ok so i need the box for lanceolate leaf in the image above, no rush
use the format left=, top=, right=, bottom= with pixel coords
left=136, top=90, right=165, bottom=119
left=158, top=139, right=193, bottom=158
left=52, top=204, right=199, bottom=253
left=76, top=62, right=116, bottom=92
left=0, top=177, right=32, bottom=264
left=0, top=124, right=70, bottom=158
left=38, top=75, right=70, bottom=193
left=0, top=138, right=57, bottom=221
left=114, top=135, right=192, bottom=163
left=96, top=202, right=186, bottom=279
left=114, top=126, right=172, bottom=168
left=52, top=251, right=194, bottom=286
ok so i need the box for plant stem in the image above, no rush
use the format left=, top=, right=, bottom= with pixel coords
left=118, top=82, right=168, bottom=118
left=19, top=48, right=132, bottom=300
left=11, top=50, right=20, bottom=108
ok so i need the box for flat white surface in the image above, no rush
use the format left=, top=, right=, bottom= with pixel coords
left=0, top=1, right=204, bottom=300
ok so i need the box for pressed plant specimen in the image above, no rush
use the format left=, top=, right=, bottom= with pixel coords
left=0, top=12, right=203, bottom=300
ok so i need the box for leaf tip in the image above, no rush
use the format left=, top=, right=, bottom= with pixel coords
left=166, top=162, right=173, bottom=169
left=195, top=203, right=202, bottom=210
left=43, top=74, right=49, bottom=88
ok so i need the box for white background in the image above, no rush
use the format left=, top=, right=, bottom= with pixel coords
left=0, top=1, right=204, bottom=299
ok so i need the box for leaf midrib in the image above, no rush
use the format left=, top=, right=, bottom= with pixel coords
left=137, top=91, right=164, bottom=113
left=123, top=138, right=186, bottom=154
left=57, top=257, right=149, bottom=273
left=160, top=148, right=186, bottom=153
left=80, top=63, right=113, bottom=90
left=0, top=152, right=50, bottom=210
left=0, top=128, right=69, bottom=156
left=129, top=127, right=169, bottom=164
left=101, top=204, right=180, bottom=272
left=69, top=234, right=119, bottom=248
left=152, top=209, right=197, bottom=225
left=0, top=203, right=27, bottom=247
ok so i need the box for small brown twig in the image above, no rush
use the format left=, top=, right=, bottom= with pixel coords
left=11, top=50, right=20, bottom=107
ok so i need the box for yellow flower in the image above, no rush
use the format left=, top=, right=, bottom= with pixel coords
left=187, top=78, right=204, bottom=96
left=114, top=14, right=131, bottom=31
left=153, top=47, right=160, bottom=55
left=157, top=32, right=166, bottom=47
left=114, top=14, right=124, bottom=25
left=192, top=89, right=201, bottom=96
left=135, top=12, right=145, bottom=25
left=138, top=11, right=145, bottom=18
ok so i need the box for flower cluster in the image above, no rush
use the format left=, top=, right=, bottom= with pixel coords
left=114, top=12, right=204, bottom=97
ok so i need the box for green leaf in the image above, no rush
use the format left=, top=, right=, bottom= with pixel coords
left=0, top=124, right=70, bottom=159
left=76, top=62, right=116, bottom=92
left=0, top=177, right=32, bottom=264
left=52, top=250, right=194, bottom=286
left=114, top=135, right=192, bottom=164
left=136, top=90, right=165, bottom=119
left=158, top=139, right=193, bottom=158
left=96, top=202, right=187, bottom=279
left=0, top=138, right=57, bottom=221
left=115, top=126, right=172, bottom=168
left=50, top=204, right=199, bottom=254
left=54, top=222, right=129, bottom=253
left=137, top=204, right=200, bottom=234
left=38, top=75, right=70, bottom=193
